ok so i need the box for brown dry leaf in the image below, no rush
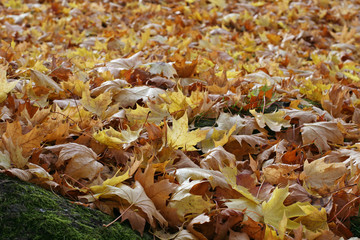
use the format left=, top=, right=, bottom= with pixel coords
left=186, top=213, right=211, bottom=240
left=50, top=143, right=103, bottom=181
left=135, top=164, right=177, bottom=210
left=173, top=56, right=198, bottom=78
left=263, top=163, right=299, bottom=185
left=284, top=109, right=317, bottom=125
left=301, top=122, right=343, bottom=152
left=230, top=133, right=268, bottom=149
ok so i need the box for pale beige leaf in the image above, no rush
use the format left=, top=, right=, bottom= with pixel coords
left=27, top=162, right=53, bottom=180
left=171, top=167, right=229, bottom=189
left=225, top=198, right=262, bottom=222
left=200, top=146, right=236, bottom=170
left=147, top=62, right=177, bottom=78
left=0, top=150, right=11, bottom=169
left=216, top=112, right=245, bottom=134
left=284, top=109, right=317, bottom=125
left=230, top=133, right=268, bottom=149
left=113, top=86, right=165, bottom=108
left=229, top=230, right=250, bottom=240
left=301, top=122, right=343, bottom=152
left=96, top=51, right=143, bottom=76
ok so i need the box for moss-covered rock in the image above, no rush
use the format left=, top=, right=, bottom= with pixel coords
left=0, top=173, right=152, bottom=240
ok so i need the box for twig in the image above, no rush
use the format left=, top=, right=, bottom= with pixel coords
left=328, top=196, right=360, bottom=222
left=104, top=203, right=134, bottom=228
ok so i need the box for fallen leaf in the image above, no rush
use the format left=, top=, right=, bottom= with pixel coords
left=300, top=157, right=347, bottom=192
left=301, top=122, right=343, bottom=152
left=90, top=169, right=130, bottom=193
left=262, top=186, right=306, bottom=233
left=30, top=69, right=63, bottom=93
left=221, top=167, right=259, bottom=204
left=147, top=62, right=177, bottom=78
left=80, top=82, right=112, bottom=118
left=171, top=167, right=229, bottom=189
left=225, top=198, right=262, bottom=222
left=250, top=109, right=291, bottom=132
left=135, top=164, right=177, bottom=209
left=53, top=143, right=103, bottom=181
left=93, top=126, right=141, bottom=149
left=98, top=181, right=167, bottom=228
left=0, top=65, right=18, bottom=103
left=167, top=113, right=208, bottom=151
left=2, top=121, right=44, bottom=168
left=0, top=150, right=11, bottom=169
left=169, top=178, right=214, bottom=221
left=113, top=86, right=165, bottom=108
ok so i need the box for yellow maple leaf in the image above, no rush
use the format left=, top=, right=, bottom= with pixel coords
left=93, top=127, right=141, bottom=149
left=125, top=103, right=170, bottom=124
left=250, top=109, right=291, bottom=132
left=169, top=178, right=214, bottom=221
left=166, top=113, right=208, bottom=151
left=90, top=169, right=130, bottom=193
left=80, top=82, right=112, bottom=119
left=261, top=186, right=327, bottom=239
left=298, top=80, right=331, bottom=102
left=160, top=90, right=188, bottom=117
left=0, top=65, right=19, bottom=103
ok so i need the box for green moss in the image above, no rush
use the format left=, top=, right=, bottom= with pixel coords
left=0, top=173, right=152, bottom=240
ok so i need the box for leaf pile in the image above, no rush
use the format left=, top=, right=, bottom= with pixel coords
left=1, top=0, right=360, bottom=239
